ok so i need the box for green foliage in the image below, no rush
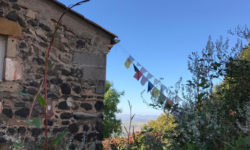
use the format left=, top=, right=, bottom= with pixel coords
left=52, top=129, right=68, bottom=146
left=12, top=141, right=22, bottom=149
left=26, top=118, right=41, bottom=128
left=220, top=135, right=250, bottom=150
left=114, top=114, right=176, bottom=150
left=143, top=113, right=176, bottom=136
left=37, top=95, right=46, bottom=106
left=169, top=30, right=250, bottom=150
left=103, top=81, right=123, bottom=138
left=48, top=63, right=54, bottom=70
left=135, top=131, right=167, bottom=150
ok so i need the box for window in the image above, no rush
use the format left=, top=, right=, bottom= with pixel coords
left=0, top=36, right=6, bottom=81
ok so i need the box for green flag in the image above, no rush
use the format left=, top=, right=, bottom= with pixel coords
left=151, top=87, right=160, bottom=98
left=158, top=93, right=166, bottom=105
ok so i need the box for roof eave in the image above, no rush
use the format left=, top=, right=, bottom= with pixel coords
left=50, top=0, right=118, bottom=39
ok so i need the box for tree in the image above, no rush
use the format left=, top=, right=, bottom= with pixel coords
left=135, top=113, right=176, bottom=149
left=170, top=29, right=250, bottom=149
left=143, top=113, right=176, bottom=135
left=103, top=81, right=123, bottom=138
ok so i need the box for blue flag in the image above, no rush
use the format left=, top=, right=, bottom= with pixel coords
left=147, top=81, right=154, bottom=92
left=133, top=64, right=139, bottom=72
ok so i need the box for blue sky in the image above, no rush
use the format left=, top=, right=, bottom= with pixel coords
left=58, top=0, right=250, bottom=115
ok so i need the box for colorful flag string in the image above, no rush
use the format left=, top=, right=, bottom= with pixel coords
left=124, top=55, right=182, bottom=110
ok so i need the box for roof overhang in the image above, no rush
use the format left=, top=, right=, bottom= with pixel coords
left=50, top=0, right=118, bottom=39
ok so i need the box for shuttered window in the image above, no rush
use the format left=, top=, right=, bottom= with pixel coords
left=0, top=36, right=6, bottom=81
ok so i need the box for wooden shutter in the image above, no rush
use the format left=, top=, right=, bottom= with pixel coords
left=0, top=36, right=6, bottom=81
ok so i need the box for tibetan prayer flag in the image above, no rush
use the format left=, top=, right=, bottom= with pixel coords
left=133, top=64, right=139, bottom=72
left=134, top=71, right=142, bottom=80
left=146, top=73, right=153, bottom=80
left=166, top=99, right=173, bottom=106
left=165, top=98, right=174, bottom=110
left=140, top=75, right=148, bottom=86
left=148, top=81, right=154, bottom=92
left=154, top=79, right=160, bottom=85
left=158, top=93, right=166, bottom=105
left=128, top=56, right=134, bottom=62
left=174, top=96, right=182, bottom=103
left=151, top=87, right=160, bottom=98
left=137, top=62, right=141, bottom=67
left=125, top=57, right=133, bottom=69
left=160, top=84, right=167, bottom=92
left=140, top=67, right=147, bottom=74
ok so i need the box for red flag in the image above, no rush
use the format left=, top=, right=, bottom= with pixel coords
left=165, top=98, right=174, bottom=110
left=166, top=99, right=173, bottom=106
left=134, top=71, right=142, bottom=80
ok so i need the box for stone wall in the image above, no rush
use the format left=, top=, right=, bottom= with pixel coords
left=0, top=0, right=116, bottom=149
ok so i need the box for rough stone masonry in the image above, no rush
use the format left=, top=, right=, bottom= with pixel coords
left=0, top=0, right=118, bottom=149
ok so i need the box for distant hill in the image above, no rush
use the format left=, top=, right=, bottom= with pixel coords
left=116, top=114, right=159, bottom=135
left=116, top=114, right=159, bottom=123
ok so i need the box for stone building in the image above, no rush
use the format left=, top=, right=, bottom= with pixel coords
left=0, top=0, right=118, bottom=149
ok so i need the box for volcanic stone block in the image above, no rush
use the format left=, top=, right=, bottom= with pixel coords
left=60, top=112, right=72, bottom=119
left=61, top=121, right=70, bottom=125
left=12, top=4, right=20, bottom=10
left=50, top=78, right=63, bottom=85
left=2, top=108, right=13, bottom=118
left=80, top=103, right=92, bottom=111
left=6, top=11, right=18, bottom=22
left=60, top=83, right=71, bottom=95
left=73, top=112, right=102, bottom=120
left=83, top=124, right=89, bottom=132
left=83, top=67, right=105, bottom=80
left=95, top=101, right=104, bottom=111
left=73, top=86, right=81, bottom=94
left=31, top=128, right=42, bottom=137
left=19, top=42, right=26, bottom=48
left=96, top=143, right=103, bottom=150
left=25, top=10, right=36, bottom=19
left=95, top=121, right=103, bottom=133
left=0, top=137, right=6, bottom=144
left=39, top=23, right=51, bottom=32
left=7, top=128, right=15, bottom=135
left=18, top=127, right=26, bottom=135
left=58, top=101, right=69, bottom=110
left=74, top=133, right=84, bottom=142
left=72, top=52, right=106, bottom=68
left=6, top=11, right=25, bottom=27
left=96, top=80, right=105, bottom=94
left=15, top=108, right=29, bottom=118
left=68, top=123, right=79, bottom=134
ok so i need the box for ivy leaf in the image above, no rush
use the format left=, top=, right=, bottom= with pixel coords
left=52, top=129, right=68, bottom=146
left=13, top=142, right=22, bottom=148
left=26, top=118, right=41, bottom=128
left=49, top=63, right=54, bottom=70
left=37, top=95, right=46, bottom=106
left=40, top=137, right=46, bottom=142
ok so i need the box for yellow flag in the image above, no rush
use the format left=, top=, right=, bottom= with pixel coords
left=125, top=58, right=132, bottom=69
left=151, top=87, right=160, bottom=98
